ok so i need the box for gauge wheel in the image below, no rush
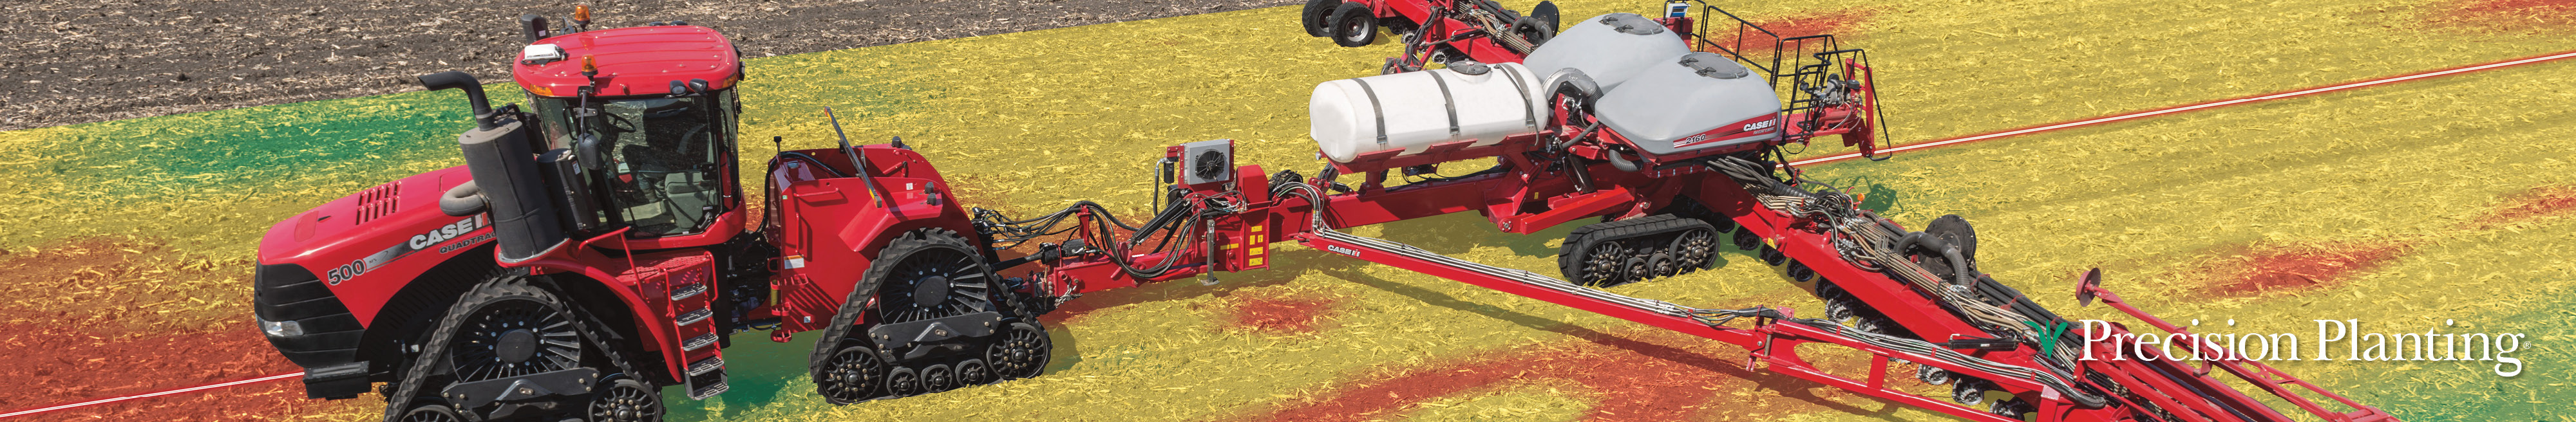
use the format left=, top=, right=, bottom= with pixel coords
left=1329, top=3, right=1379, bottom=48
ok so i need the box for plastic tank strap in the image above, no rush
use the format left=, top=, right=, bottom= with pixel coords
left=1428, top=71, right=1461, bottom=136
left=1352, top=78, right=1390, bottom=145
left=1497, top=64, right=1537, bottom=132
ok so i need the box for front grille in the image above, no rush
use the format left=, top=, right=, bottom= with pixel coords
left=253, top=262, right=367, bottom=369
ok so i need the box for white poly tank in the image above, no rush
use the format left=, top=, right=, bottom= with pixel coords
left=1309, top=62, right=1549, bottom=163
left=1521, top=13, right=1692, bottom=94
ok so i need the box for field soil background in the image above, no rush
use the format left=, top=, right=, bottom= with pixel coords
left=3, top=0, right=2575, bottom=421
left=0, top=0, right=1297, bottom=131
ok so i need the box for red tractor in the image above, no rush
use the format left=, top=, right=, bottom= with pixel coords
left=251, top=8, right=1050, bottom=421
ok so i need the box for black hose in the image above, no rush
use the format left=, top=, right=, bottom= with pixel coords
left=1898, top=232, right=1973, bottom=287
left=1603, top=147, right=1642, bottom=172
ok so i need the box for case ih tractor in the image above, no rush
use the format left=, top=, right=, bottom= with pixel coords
left=253, top=3, right=2394, bottom=422
left=252, top=8, right=1052, bottom=421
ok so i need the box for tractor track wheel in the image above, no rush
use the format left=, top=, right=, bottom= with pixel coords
left=887, top=367, right=923, bottom=397
left=1564, top=240, right=1628, bottom=287
left=922, top=363, right=959, bottom=393
left=957, top=359, right=995, bottom=386
left=808, top=228, right=996, bottom=394
left=989, top=322, right=1053, bottom=380
left=1620, top=254, right=1651, bottom=286
left=589, top=377, right=665, bottom=422
left=817, top=346, right=889, bottom=405
left=1328, top=3, right=1379, bottom=48
left=382, top=274, right=647, bottom=422
left=398, top=404, right=466, bottom=422
left=1670, top=228, right=1716, bottom=272
left=1300, top=0, right=1340, bottom=37
left=1647, top=250, right=1676, bottom=279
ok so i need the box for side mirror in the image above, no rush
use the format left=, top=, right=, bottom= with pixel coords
left=574, top=133, right=607, bottom=170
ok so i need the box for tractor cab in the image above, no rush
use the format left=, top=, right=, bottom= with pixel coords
left=510, top=21, right=748, bottom=247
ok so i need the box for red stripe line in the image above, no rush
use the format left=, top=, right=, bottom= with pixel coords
left=0, top=372, right=303, bottom=419
left=1790, top=50, right=2576, bottom=167
left=5, top=49, right=2571, bottom=422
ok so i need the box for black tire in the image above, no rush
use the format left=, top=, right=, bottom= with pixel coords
left=1328, top=3, right=1379, bottom=48
left=1301, top=0, right=1341, bottom=37
left=588, top=378, right=665, bottom=422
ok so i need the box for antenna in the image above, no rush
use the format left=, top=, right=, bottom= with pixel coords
left=823, top=107, right=889, bottom=207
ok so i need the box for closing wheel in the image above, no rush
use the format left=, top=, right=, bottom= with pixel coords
left=1990, top=398, right=2036, bottom=419
left=1784, top=259, right=1817, bottom=282
left=1300, top=0, right=1340, bottom=37
left=1917, top=365, right=1953, bottom=385
left=1757, top=244, right=1786, bottom=266
left=587, top=378, right=664, bottom=422
left=1327, top=3, right=1379, bottom=47
left=399, top=404, right=466, bottom=422
left=987, top=322, right=1053, bottom=380
left=1952, top=378, right=1996, bottom=405
left=817, top=346, right=888, bottom=405
left=887, top=367, right=923, bottom=397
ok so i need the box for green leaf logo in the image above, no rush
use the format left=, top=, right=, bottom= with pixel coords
left=2023, top=321, right=2072, bottom=355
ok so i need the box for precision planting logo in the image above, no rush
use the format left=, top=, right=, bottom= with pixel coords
left=2077, top=318, right=2530, bottom=377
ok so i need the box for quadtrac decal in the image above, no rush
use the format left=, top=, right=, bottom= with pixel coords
left=327, top=214, right=492, bottom=285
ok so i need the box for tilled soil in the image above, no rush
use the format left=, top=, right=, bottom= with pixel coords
left=0, top=0, right=1297, bottom=131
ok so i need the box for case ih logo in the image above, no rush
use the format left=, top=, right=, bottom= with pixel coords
left=327, top=215, right=490, bottom=285
left=1327, top=245, right=1363, bottom=257
left=1675, top=119, right=1779, bottom=149
left=410, top=214, right=488, bottom=249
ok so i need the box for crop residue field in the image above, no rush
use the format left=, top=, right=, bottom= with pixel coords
left=0, top=0, right=2571, bottom=421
